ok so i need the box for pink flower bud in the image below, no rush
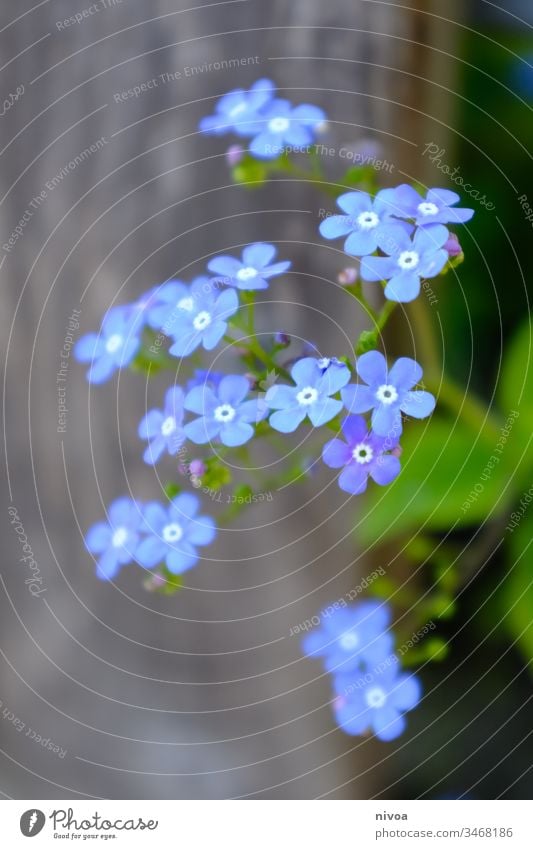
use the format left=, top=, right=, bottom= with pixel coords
left=337, top=267, right=358, bottom=286
left=226, top=144, right=244, bottom=167
left=444, top=232, right=462, bottom=258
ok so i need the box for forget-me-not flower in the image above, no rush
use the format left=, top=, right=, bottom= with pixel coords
left=302, top=601, right=394, bottom=674
left=136, top=493, right=216, bottom=575
left=145, top=279, right=192, bottom=332
left=167, top=278, right=239, bottom=357
left=341, top=351, right=435, bottom=438
left=319, top=189, right=410, bottom=256
left=199, top=78, right=275, bottom=136
left=74, top=306, right=141, bottom=384
left=208, top=243, right=291, bottom=291
left=266, top=357, right=350, bottom=433
left=138, top=386, right=186, bottom=465
left=322, top=415, right=401, bottom=495
left=85, top=497, right=143, bottom=580
left=360, top=223, right=450, bottom=302
left=248, top=99, right=326, bottom=160
left=387, top=184, right=474, bottom=226
left=333, top=664, right=422, bottom=741
left=184, top=374, right=267, bottom=446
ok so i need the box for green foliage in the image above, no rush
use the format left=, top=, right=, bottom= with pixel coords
left=498, top=512, right=533, bottom=667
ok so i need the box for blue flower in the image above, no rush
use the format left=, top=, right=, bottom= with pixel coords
left=199, top=78, right=276, bottom=137
left=136, top=493, right=216, bottom=575
left=333, top=664, right=422, bottom=741
left=360, top=223, right=450, bottom=302
left=85, top=497, right=143, bottom=580
left=145, top=279, right=191, bottom=332
left=322, top=415, right=401, bottom=494
left=184, top=374, right=267, bottom=447
left=341, top=351, right=435, bottom=438
left=74, top=306, right=141, bottom=384
left=167, top=278, right=239, bottom=357
left=248, top=99, right=326, bottom=160
left=208, top=243, right=291, bottom=291
left=319, top=189, right=410, bottom=256
left=265, top=357, right=350, bottom=433
left=302, top=601, right=394, bottom=674
left=186, top=369, right=224, bottom=393
left=138, top=386, right=186, bottom=465
left=387, top=184, right=474, bottom=226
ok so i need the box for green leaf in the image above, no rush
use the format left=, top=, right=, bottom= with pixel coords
left=498, top=512, right=533, bottom=666
left=497, top=318, right=533, bottom=446
left=358, top=416, right=513, bottom=546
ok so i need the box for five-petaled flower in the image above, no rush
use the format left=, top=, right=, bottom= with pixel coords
left=167, top=278, right=239, bottom=357
left=75, top=306, right=140, bottom=384
left=248, top=99, right=326, bottom=160
left=266, top=357, right=351, bottom=433
left=360, top=223, right=450, bottom=302
left=208, top=243, right=291, bottom=291
left=322, top=415, right=401, bottom=494
left=319, top=189, right=410, bottom=256
left=301, top=601, right=394, bottom=674
left=85, top=497, right=143, bottom=581
left=341, top=351, right=435, bottom=438
left=199, top=78, right=275, bottom=137
left=333, top=665, right=422, bottom=741
left=184, top=374, right=267, bottom=446
left=138, top=386, right=186, bottom=465
left=386, top=184, right=474, bottom=226
left=136, top=493, right=216, bottom=575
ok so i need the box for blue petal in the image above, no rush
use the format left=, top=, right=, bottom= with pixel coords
left=75, top=333, right=103, bottom=362
left=218, top=374, right=250, bottom=405
left=242, top=242, right=276, bottom=268
left=338, top=463, right=368, bottom=494
left=138, top=409, right=164, bottom=440
left=171, top=492, right=200, bottom=520
left=220, top=420, right=254, bottom=446
left=369, top=454, right=401, bottom=486
left=87, top=355, right=116, bottom=384
left=96, top=551, right=121, bottom=581
left=85, top=523, right=111, bottom=553
left=142, top=502, right=168, bottom=532
left=418, top=248, right=448, bottom=278
left=184, top=416, right=221, bottom=444
left=401, top=390, right=435, bottom=419
left=390, top=673, right=422, bottom=710
left=371, top=404, right=402, bottom=438
left=142, top=436, right=166, bottom=465
left=413, top=223, right=449, bottom=252
left=360, top=255, right=397, bottom=283
left=316, top=362, right=351, bottom=395
left=388, top=357, right=423, bottom=390
left=341, top=384, right=375, bottom=414
left=427, top=187, right=460, bottom=207
left=322, top=438, right=352, bottom=468
left=239, top=399, right=268, bottom=423
left=308, top=397, right=342, bottom=426
left=344, top=229, right=379, bottom=256
left=249, top=130, right=282, bottom=159
left=168, top=331, right=201, bottom=357
left=187, top=516, right=216, bottom=546
left=184, top=384, right=217, bottom=415
left=269, top=407, right=306, bottom=433
left=291, top=357, right=321, bottom=387
left=342, top=414, right=369, bottom=444
left=319, top=215, right=354, bottom=240
left=207, top=256, right=241, bottom=279
left=291, top=103, right=326, bottom=126
left=356, top=350, right=387, bottom=386
left=372, top=706, right=406, bottom=741
left=261, top=260, right=291, bottom=279
left=213, top=287, right=239, bottom=319
left=202, top=320, right=227, bottom=351
left=264, top=385, right=297, bottom=410
left=109, top=498, right=138, bottom=526
left=135, top=535, right=167, bottom=568
left=384, top=272, right=421, bottom=302
left=337, top=191, right=371, bottom=216
left=166, top=543, right=198, bottom=574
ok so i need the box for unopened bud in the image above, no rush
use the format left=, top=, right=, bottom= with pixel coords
left=189, top=459, right=206, bottom=477
left=444, top=232, right=462, bottom=258
left=338, top=267, right=358, bottom=286
left=274, top=331, right=290, bottom=346
left=226, top=144, right=244, bottom=166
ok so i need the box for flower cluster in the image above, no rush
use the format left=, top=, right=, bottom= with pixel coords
left=320, top=185, right=473, bottom=301
left=85, top=494, right=216, bottom=581
left=302, top=601, right=422, bottom=741
left=199, top=78, right=326, bottom=160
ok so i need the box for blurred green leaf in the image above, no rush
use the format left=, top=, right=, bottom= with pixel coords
left=358, top=417, right=512, bottom=546
left=499, top=512, right=533, bottom=667
left=497, top=318, right=533, bottom=444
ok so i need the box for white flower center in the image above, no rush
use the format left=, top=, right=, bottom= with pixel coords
left=376, top=384, right=399, bottom=405
left=177, top=296, right=194, bottom=312
left=111, top=527, right=128, bottom=548
left=418, top=201, right=439, bottom=216
left=397, top=250, right=420, bottom=270
left=162, top=522, right=183, bottom=544
left=229, top=101, right=247, bottom=118
left=193, top=310, right=212, bottom=331
left=339, top=631, right=359, bottom=651
left=356, top=211, right=379, bottom=230
left=365, top=686, right=387, bottom=709
left=214, top=403, right=236, bottom=423
left=236, top=266, right=258, bottom=282
left=352, top=442, right=373, bottom=464
left=317, top=358, right=331, bottom=370
left=268, top=116, right=290, bottom=133
left=161, top=416, right=176, bottom=436
left=296, top=386, right=318, bottom=406
left=105, top=334, right=123, bottom=354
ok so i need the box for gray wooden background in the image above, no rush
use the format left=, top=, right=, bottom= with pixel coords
left=1, top=0, right=458, bottom=799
